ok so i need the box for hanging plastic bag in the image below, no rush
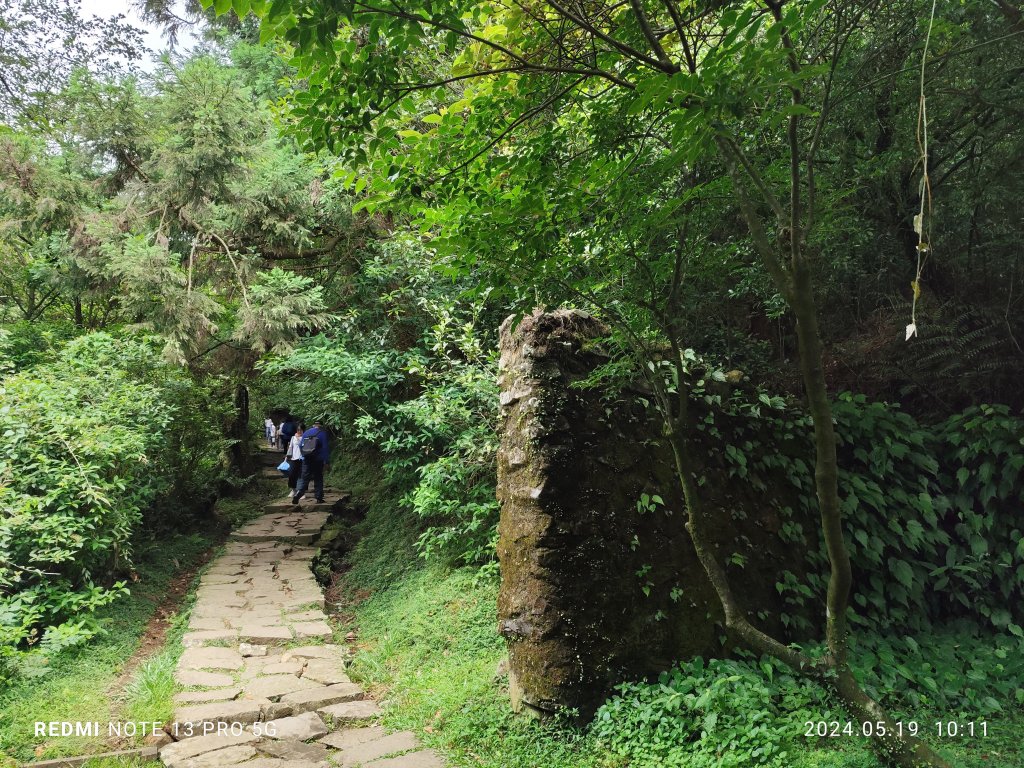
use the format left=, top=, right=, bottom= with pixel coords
left=277, top=460, right=290, bottom=474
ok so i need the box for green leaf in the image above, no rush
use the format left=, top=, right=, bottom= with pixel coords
left=891, top=559, right=914, bottom=589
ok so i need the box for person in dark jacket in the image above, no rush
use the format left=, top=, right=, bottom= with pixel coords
left=292, top=421, right=329, bottom=504
left=280, top=416, right=297, bottom=454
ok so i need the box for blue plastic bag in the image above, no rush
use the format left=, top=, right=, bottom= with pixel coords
left=277, top=460, right=290, bottom=474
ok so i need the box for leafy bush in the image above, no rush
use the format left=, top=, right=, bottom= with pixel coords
left=707, top=389, right=1024, bottom=636
left=592, top=628, right=1024, bottom=768
left=851, top=626, right=1024, bottom=715
left=0, top=332, right=229, bottom=678
left=262, top=247, right=501, bottom=568
left=934, top=405, right=1024, bottom=628
left=592, top=656, right=836, bottom=767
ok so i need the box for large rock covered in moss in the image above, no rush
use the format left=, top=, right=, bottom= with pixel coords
left=496, top=309, right=808, bottom=718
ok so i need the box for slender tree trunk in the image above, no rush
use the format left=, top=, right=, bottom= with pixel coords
left=788, top=262, right=950, bottom=768
left=227, top=382, right=255, bottom=477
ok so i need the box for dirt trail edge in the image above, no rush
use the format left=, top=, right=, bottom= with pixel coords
left=161, top=469, right=443, bottom=768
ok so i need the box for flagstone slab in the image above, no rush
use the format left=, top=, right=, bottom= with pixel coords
left=160, top=731, right=259, bottom=767
left=244, top=674, right=323, bottom=700
left=284, top=610, right=329, bottom=623
left=318, top=727, right=386, bottom=751
left=189, top=617, right=230, bottom=631
left=238, top=625, right=294, bottom=643
left=263, top=712, right=329, bottom=741
left=300, top=659, right=351, bottom=686
left=291, top=622, right=332, bottom=640
left=173, top=700, right=268, bottom=731
left=217, top=759, right=287, bottom=768
left=281, top=646, right=347, bottom=664
left=179, top=745, right=256, bottom=768
left=338, top=731, right=419, bottom=768
left=181, top=647, right=245, bottom=671
left=280, top=683, right=363, bottom=713
left=317, top=700, right=382, bottom=724
left=176, top=670, right=236, bottom=688
left=202, top=576, right=242, bottom=585
left=257, top=739, right=331, bottom=763
left=173, top=687, right=242, bottom=705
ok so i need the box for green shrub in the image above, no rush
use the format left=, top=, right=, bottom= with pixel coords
left=934, top=405, right=1024, bottom=628
left=851, top=626, right=1024, bottom=715
left=264, top=292, right=499, bottom=568
left=706, top=389, right=1024, bottom=636
left=0, top=332, right=229, bottom=678
left=591, top=656, right=837, bottom=767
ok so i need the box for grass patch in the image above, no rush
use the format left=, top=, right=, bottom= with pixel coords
left=215, top=477, right=281, bottom=528
left=119, top=644, right=180, bottom=727
left=327, top=450, right=422, bottom=593
left=80, top=757, right=156, bottom=768
left=0, top=532, right=211, bottom=765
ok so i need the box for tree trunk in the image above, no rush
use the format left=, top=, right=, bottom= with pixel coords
left=227, top=381, right=255, bottom=477
left=788, top=262, right=950, bottom=768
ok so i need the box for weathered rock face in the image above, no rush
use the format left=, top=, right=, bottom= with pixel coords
left=496, top=309, right=809, bottom=718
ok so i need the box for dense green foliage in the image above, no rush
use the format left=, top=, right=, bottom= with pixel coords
left=261, top=237, right=503, bottom=567
left=697, top=391, right=1024, bottom=635
left=0, top=334, right=229, bottom=676
left=3, top=0, right=1024, bottom=764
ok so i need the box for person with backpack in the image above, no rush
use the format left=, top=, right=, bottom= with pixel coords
left=286, top=423, right=305, bottom=491
left=292, top=420, right=329, bottom=504
left=280, top=416, right=297, bottom=454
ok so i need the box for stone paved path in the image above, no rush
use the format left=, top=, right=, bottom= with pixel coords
left=161, top=468, right=443, bottom=768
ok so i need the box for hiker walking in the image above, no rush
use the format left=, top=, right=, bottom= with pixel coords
left=264, top=416, right=276, bottom=448
left=280, top=416, right=297, bottom=454
left=286, top=423, right=305, bottom=491
left=292, top=420, right=329, bottom=505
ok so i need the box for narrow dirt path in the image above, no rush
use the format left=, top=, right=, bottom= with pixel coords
left=160, top=454, right=442, bottom=768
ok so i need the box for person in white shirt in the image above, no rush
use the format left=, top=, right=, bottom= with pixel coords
left=265, top=417, right=276, bottom=447
left=286, top=423, right=305, bottom=491
left=277, top=420, right=287, bottom=449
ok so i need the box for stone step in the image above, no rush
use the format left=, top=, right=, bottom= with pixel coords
left=264, top=490, right=350, bottom=514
